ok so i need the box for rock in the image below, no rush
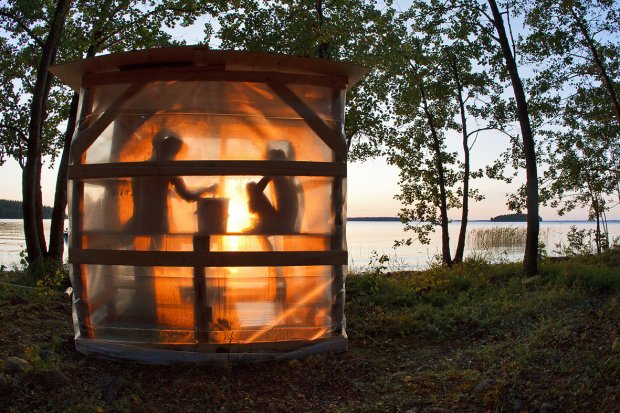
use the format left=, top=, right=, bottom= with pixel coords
left=540, top=403, right=554, bottom=413
left=29, top=368, right=69, bottom=389
left=39, top=349, right=54, bottom=361
left=513, top=399, right=523, bottom=412
left=612, top=337, right=619, bottom=352
left=96, top=376, right=128, bottom=402
left=472, top=378, right=496, bottom=394
left=3, top=357, right=31, bottom=374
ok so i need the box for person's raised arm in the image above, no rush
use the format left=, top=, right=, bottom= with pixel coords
left=255, top=176, right=272, bottom=193
left=171, top=177, right=217, bottom=201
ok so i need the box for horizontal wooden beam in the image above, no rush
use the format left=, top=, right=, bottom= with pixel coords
left=82, top=68, right=348, bottom=89
left=79, top=230, right=331, bottom=237
left=69, top=249, right=347, bottom=267
left=68, top=160, right=345, bottom=180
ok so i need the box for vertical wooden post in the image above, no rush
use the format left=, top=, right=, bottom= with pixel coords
left=69, top=88, right=94, bottom=338
left=193, top=235, right=211, bottom=343
left=330, top=89, right=347, bottom=334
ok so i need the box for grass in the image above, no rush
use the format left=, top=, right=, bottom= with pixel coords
left=0, top=252, right=618, bottom=412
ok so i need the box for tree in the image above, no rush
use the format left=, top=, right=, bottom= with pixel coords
left=217, top=0, right=396, bottom=155
left=0, top=0, right=72, bottom=274
left=521, top=0, right=620, bottom=253
left=0, top=0, right=225, bottom=269
left=424, top=0, right=539, bottom=274
left=487, top=0, right=540, bottom=276
left=387, top=58, right=461, bottom=266
left=522, top=0, right=620, bottom=127
left=541, top=84, right=620, bottom=253
left=376, top=1, right=507, bottom=266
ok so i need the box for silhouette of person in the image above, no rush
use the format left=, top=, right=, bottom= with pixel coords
left=123, top=130, right=217, bottom=325
left=126, top=130, right=218, bottom=238
left=246, top=147, right=299, bottom=234
left=245, top=144, right=302, bottom=322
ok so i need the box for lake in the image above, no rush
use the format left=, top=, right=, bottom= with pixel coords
left=1, top=219, right=619, bottom=270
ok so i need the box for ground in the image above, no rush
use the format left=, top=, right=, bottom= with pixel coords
left=0, top=253, right=618, bottom=412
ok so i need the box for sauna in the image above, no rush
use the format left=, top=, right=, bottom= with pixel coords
left=50, top=47, right=367, bottom=362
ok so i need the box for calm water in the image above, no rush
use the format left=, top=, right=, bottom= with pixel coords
left=1, top=219, right=619, bottom=270
left=346, top=220, right=620, bottom=270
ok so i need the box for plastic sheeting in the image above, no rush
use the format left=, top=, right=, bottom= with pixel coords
left=65, top=58, right=350, bottom=363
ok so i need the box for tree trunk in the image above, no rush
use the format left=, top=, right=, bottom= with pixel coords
left=48, top=44, right=95, bottom=262
left=21, top=0, right=71, bottom=267
left=48, top=92, right=79, bottom=262
left=36, top=54, right=58, bottom=258
left=35, top=158, right=46, bottom=253
left=451, top=57, right=469, bottom=264
left=488, top=0, right=539, bottom=276
left=315, top=0, right=329, bottom=58
left=594, top=203, right=601, bottom=254
left=420, top=81, right=452, bottom=266
left=569, top=7, right=620, bottom=128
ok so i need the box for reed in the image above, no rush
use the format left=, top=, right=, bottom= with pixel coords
left=468, top=226, right=529, bottom=250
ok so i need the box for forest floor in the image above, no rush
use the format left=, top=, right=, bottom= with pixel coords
left=0, top=252, right=618, bottom=412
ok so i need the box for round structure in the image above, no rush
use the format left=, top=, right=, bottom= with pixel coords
left=50, top=47, right=367, bottom=363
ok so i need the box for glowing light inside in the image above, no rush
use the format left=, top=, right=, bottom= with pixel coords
left=224, top=177, right=254, bottom=235
left=245, top=278, right=332, bottom=343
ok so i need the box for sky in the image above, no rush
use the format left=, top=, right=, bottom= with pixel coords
left=0, top=5, right=618, bottom=221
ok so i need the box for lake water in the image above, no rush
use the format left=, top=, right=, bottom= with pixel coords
left=347, top=220, right=620, bottom=270
left=1, top=219, right=618, bottom=270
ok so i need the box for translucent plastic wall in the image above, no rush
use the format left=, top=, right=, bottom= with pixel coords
left=68, top=78, right=348, bottom=361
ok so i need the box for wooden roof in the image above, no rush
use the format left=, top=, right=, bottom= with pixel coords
left=49, top=46, right=369, bottom=91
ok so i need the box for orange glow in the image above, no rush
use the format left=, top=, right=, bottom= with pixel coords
left=245, top=277, right=332, bottom=343
left=74, top=77, right=347, bottom=352
left=224, top=178, right=254, bottom=234
left=309, top=327, right=328, bottom=341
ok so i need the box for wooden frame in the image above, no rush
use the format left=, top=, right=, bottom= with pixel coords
left=54, top=48, right=365, bottom=356
left=69, top=160, right=346, bottom=180
left=70, top=249, right=348, bottom=267
left=82, top=68, right=348, bottom=89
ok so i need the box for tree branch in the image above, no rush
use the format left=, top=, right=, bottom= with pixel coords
left=0, top=9, right=44, bottom=47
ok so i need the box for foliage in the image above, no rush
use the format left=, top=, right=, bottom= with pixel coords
left=0, top=199, right=52, bottom=219
left=521, top=0, right=620, bottom=125
left=217, top=0, right=396, bottom=154
left=538, top=84, right=619, bottom=253
left=522, top=0, right=620, bottom=253
left=34, top=264, right=69, bottom=296
left=366, top=249, right=390, bottom=276
left=0, top=1, right=70, bottom=168
left=554, top=225, right=596, bottom=256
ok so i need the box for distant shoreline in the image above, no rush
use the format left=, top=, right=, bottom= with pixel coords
left=346, top=217, right=620, bottom=223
